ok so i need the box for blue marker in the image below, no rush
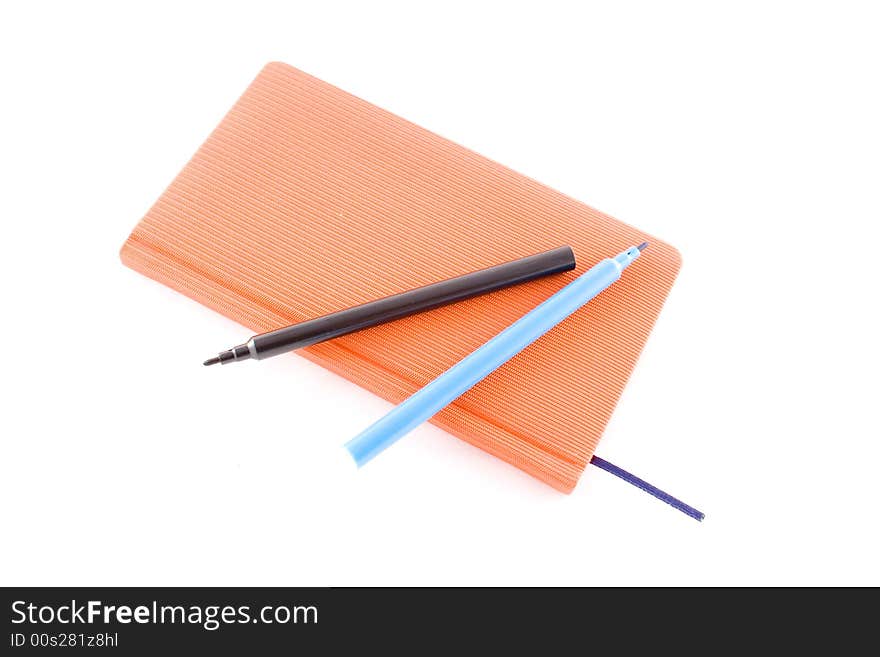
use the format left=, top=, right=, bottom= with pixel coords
left=345, top=243, right=648, bottom=466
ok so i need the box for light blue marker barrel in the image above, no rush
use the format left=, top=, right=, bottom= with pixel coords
left=345, top=245, right=644, bottom=466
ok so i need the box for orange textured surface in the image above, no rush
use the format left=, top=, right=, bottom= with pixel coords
left=120, top=62, right=681, bottom=493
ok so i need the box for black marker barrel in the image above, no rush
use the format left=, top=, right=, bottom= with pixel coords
left=204, top=246, right=576, bottom=365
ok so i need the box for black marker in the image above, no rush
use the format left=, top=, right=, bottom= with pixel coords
left=204, top=246, right=576, bottom=365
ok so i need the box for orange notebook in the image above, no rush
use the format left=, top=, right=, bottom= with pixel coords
left=121, top=62, right=681, bottom=493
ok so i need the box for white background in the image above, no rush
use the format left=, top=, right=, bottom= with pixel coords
left=1, top=1, right=878, bottom=586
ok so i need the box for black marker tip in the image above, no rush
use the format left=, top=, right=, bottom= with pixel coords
left=637, top=242, right=649, bottom=252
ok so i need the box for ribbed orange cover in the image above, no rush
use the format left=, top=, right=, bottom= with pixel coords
left=121, top=62, right=681, bottom=493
